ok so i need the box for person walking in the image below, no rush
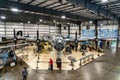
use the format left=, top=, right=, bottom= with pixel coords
left=49, top=58, right=53, bottom=71
left=22, top=67, right=28, bottom=80
left=56, top=58, right=62, bottom=70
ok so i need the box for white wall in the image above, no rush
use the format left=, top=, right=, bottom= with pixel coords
left=0, top=21, right=118, bottom=39
left=0, top=21, right=5, bottom=37
left=0, top=22, right=57, bottom=38
left=98, top=25, right=118, bottom=29
left=70, top=24, right=79, bottom=37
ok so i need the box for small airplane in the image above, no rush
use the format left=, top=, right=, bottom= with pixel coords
left=0, top=48, right=16, bottom=65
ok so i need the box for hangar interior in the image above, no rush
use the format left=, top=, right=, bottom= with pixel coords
left=0, top=0, right=120, bottom=80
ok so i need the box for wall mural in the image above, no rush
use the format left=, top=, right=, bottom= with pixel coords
left=98, top=29, right=118, bottom=38
left=82, top=30, right=95, bottom=38
left=82, top=29, right=118, bottom=38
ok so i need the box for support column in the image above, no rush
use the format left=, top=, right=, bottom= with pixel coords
left=58, top=24, right=61, bottom=34
left=23, top=23, right=25, bottom=36
left=94, top=20, right=98, bottom=49
left=79, top=22, right=81, bottom=36
left=117, top=21, right=120, bottom=49
left=68, top=24, right=70, bottom=36
left=4, top=21, right=6, bottom=36
left=49, top=24, right=50, bottom=35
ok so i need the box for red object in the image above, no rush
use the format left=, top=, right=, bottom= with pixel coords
left=49, top=58, right=53, bottom=65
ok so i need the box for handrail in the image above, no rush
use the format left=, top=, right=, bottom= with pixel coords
left=79, top=54, right=94, bottom=66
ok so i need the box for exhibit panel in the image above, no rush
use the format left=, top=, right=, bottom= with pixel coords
left=81, top=26, right=95, bottom=38
left=98, top=25, right=118, bottom=39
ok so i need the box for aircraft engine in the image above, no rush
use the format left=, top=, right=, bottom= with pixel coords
left=51, top=35, right=66, bottom=51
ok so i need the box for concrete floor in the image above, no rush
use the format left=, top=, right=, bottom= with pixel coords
left=0, top=48, right=120, bottom=80
left=15, top=45, right=104, bottom=70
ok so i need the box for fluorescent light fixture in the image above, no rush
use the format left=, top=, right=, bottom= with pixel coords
left=11, top=8, right=18, bottom=12
left=97, top=27, right=100, bottom=29
left=39, top=19, right=43, bottom=22
left=72, top=24, right=75, bottom=26
left=43, top=21, right=46, bottom=23
left=61, top=15, right=66, bottom=19
left=27, top=21, right=30, bottom=23
left=67, top=23, right=70, bottom=25
left=100, top=23, right=103, bottom=26
left=89, top=21, right=93, bottom=24
left=56, top=22, right=59, bottom=24
left=0, top=16, right=6, bottom=19
left=20, top=23, right=23, bottom=25
left=53, top=20, right=56, bottom=23
left=102, top=0, right=108, bottom=2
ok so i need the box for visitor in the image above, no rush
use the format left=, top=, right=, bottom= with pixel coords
left=49, top=58, right=53, bottom=71
left=107, top=41, right=110, bottom=49
left=22, top=67, right=28, bottom=80
left=56, top=57, right=62, bottom=70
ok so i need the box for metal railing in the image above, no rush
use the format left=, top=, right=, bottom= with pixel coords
left=79, top=54, right=94, bottom=66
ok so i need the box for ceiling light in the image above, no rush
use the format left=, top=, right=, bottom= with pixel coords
left=43, top=21, right=46, bottom=23
left=20, top=23, right=23, bottom=25
left=0, top=16, right=6, bottom=19
left=97, top=27, right=100, bottom=29
left=67, top=23, right=70, bottom=25
left=61, top=15, right=66, bottom=19
left=39, top=19, right=43, bottom=22
left=11, top=8, right=18, bottom=12
left=102, top=0, right=108, bottom=3
left=27, top=21, right=30, bottom=24
left=89, top=21, right=93, bottom=24
left=56, top=22, right=59, bottom=24
left=53, top=20, right=56, bottom=23
left=100, top=23, right=103, bottom=26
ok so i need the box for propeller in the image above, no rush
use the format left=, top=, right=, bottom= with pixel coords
left=74, top=31, right=78, bottom=52
left=36, top=30, right=40, bottom=52
left=13, top=29, right=17, bottom=44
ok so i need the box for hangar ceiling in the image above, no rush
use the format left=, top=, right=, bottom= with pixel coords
left=0, top=0, right=119, bottom=24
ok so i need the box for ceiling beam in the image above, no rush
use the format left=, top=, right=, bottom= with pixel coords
left=59, top=7, right=74, bottom=11
left=0, top=9, right=79, bottom=24
left=64, top=7, right=81, bottom=11
left=35, top=0, right=47, bottom=7
left=27, top=0, right=36, bottom=5
left=105, top=5, right=120, bottom=8
left=105, top=1, right=120, bottom=6
left=17, top=0, right=22, bottom=3
left=68, top=8, right=86, bottom=13
left=50, top=2, right=68, bottom=9
left=66, top=0, right=119, bottom=20
left=55, top=5, right=72, bottom=10
left=43, top=1, right=59, bottom=8
left=0, top=0, right=88, bottom=21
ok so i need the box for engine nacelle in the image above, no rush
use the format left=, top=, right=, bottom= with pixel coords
left=51, top=35, right=66, bottom=51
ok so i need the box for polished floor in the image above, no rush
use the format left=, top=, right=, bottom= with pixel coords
left=0, top=47, right=120, bottom=80
left=15, top=45, right=104, bottom=70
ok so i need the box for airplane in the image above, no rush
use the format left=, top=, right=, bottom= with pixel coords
left=0, top=48, right=16, bottom=65
left=0, top=28, right=95, bottom=53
